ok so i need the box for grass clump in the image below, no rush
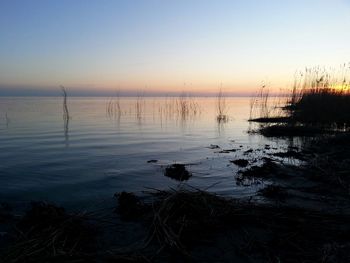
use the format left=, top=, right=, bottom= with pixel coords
left=2, top=202, right=95, bottom=263
left=141, top=188, right=350, bottom=262
left=286, top=65, right=350, bottom=126
left=250, top=64, right=350, bottom=136
left=144, top=189, right=238, bottom=256
left=291, top=88, right=350, bottom=125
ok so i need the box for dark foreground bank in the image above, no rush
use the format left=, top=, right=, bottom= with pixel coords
left=1, top=189, right=350, bottom=263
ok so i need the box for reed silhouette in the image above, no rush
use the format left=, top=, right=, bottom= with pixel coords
left=106, top=91, right=122, bottom=121
left=250, top=63, right=350, bottom=136
left=286, top=65, right=350, bottom=126
left=216, top=87, right=228, bottom=122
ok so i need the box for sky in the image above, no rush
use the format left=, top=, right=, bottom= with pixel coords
left=0, top=0, right=350, bottom=96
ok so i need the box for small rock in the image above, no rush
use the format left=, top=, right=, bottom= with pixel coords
left=164, top=164, right=192, bottom=181
left=230, top=159, right=249, bottom=167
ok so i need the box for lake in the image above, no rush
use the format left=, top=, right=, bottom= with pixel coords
left=0, top=97, right=291, bottom=207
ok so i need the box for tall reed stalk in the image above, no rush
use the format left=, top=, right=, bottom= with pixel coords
left=60, top=86, right=70, bottom=143
left=60, top=86, right=69, bottom=121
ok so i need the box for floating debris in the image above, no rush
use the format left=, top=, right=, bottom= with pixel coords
left=208, top=144, right=220, bottom=149
left=216, top=149, right=237, bottom=153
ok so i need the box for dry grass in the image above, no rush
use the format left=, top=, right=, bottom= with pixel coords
left=175, top=93, right=200, bottom=120
left=250, top=64, right=350, bottom=135
left=106, top=91, right=122, bottom=118
left=141, top=188, right=350, bottom=262
left=1, top=202, right=95, bottom=263
left=248, top=85, right=283, bottom=121
left=286, top=65, right=350, bottom=125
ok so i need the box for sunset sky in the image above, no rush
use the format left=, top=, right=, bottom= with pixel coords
left=0, top=0, right=350, bottom=96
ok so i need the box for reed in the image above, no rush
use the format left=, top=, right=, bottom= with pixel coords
left=250, top=64, right=350, bottom=136
left=135, top=92, right=145, bottom=121
left=106, top=91, right=122, bottom=118
left=216, top=88, right=228, bottom=122
left=174, top=93, right=200, bottom=121
left=248, top=85, right=279, bottom=121
left=5, top=112, right=10, bottom=128
left=60, top=86, right=70, bottom=142
left=60, top=86, right=69, bottom=121
left=286, top=65, right=350, bottom=125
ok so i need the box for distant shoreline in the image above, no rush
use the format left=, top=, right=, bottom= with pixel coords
left=0, top=94, right=289, bottom=98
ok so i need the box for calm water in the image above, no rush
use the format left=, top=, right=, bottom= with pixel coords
left=0, top=97, right=288, bottom=206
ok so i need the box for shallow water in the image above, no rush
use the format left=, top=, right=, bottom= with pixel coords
left=0, top=97, right=290, bottom=206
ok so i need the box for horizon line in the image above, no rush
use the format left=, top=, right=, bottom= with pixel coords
left=0, top=88, right=288, bottom=97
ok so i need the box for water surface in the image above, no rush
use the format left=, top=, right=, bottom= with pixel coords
left=0, top=97, right=287, bottom=206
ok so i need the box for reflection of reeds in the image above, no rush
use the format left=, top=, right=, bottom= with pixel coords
left=5, top=112, right=10, bottom=128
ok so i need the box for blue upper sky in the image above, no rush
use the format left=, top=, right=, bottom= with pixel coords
left=0, top=0, right=349, bottom=95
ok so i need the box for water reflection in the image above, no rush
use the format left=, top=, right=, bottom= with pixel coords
left=61, top=87, right=70, bottom=146
left=216, top=117, right=229, bottom=136
left=63, top=114, right=69, bottom=146
left=5, top=112, right=10, bottom=128
left=135, top=94, right=145, bottom=126
left=106, top=97, right=121, bottom=128
left=0, top=97, right=287, bottom=203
